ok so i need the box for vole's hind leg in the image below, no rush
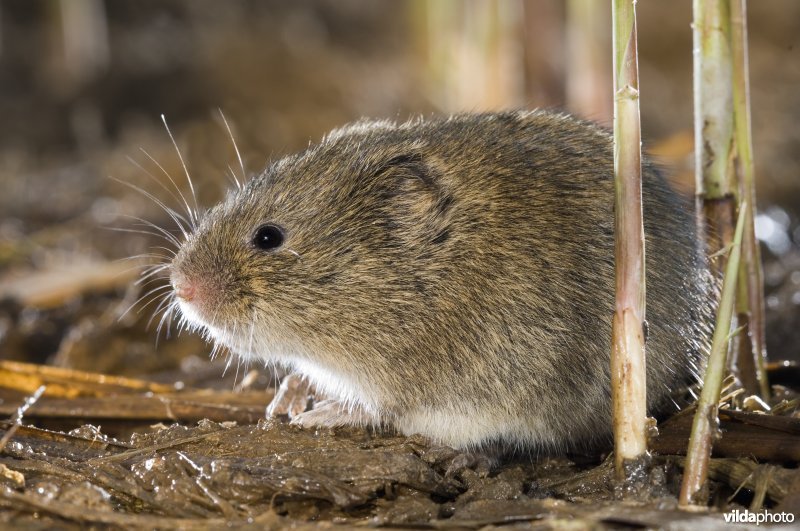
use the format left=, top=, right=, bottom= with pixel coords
left=290, top=399, right=378, bottom=429
left=266, top=373, right=314, bottom=418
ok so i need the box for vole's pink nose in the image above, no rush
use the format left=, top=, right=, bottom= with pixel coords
left=174, top=280, right=195, bottom=301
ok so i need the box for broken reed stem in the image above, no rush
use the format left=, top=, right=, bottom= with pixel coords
left=730, top=0, right=769, bottom=399
left=611, top=0, right=648, bottom=481
left=693, top=0, right=736, bottom=261
left=679, top=202, right=748, bottom=507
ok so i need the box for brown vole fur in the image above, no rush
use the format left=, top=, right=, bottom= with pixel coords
left=169, top=110, right=709, bottom=453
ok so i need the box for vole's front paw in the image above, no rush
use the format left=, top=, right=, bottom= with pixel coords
left=290, top=399, right=376, bottom=429
left=445, top=452, right=497, bottom=479
left=266, top=373, right=313, bottom=418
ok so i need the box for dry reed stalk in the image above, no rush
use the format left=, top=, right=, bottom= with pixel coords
left=679, top=203, right=748, bottom=506
left=730, top=0, right=769, bottom=399
left=693, top=0, right=737, bottom=261
left=611, top=0, right=648, bottom=482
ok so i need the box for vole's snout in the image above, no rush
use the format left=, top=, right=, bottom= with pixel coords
left=170, top=261, right=226, bottom=326
left=171, top=269, right=205, bottom=308
left=173, top=276, right=195, bottom=302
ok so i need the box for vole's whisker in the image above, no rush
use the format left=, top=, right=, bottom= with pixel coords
left=149, top=245, right=178, bottom=258
left=222, top=350, right=234, bottom=377
left=135, top=279, right=169, bottom=295
left=134, top=285, right=174, bottom=315
left=175, top=313, right=185, bottom=333
left=118, top=284, right=171, bottom=322
left=107, top=253, right=172, bottom=284
left=209, top=342, right=220, bottom=361
left=150, top=294, right=175, bottom=332
left=112, top=178, right=191, bottom=240
left=161, top=114, right=200, bottom=229
left=139, top=257, right=172, bottom=271
left=139, top=265, right=170, bottom=278
left=227, top=322, right=240, bottom=384
left=112, top=186, right=191, bottom=239
left=126, top=154, right=195, bottom=225
left=246, top=309, right=256, bottom=363
left=140, top=252, right=175, bottom=268
left=118, top=252, right=171, bottom=264
left=113, top=253, right=168, bottom=264
left=233, top=356, right=242, bottom=389
left=106, top=262, right=167, bottom=283
left=139, top=147, right=200, bottom=232
left=155, top=299, right=178, bottom=345
left=127, top=212, right=188, bottom=247
left=126, top=216, right=187, bottom=248
left=106, top=223, right=174, bottom=243
left=225, top=166, right=241, bottom=190
left=106, top=261, right=165, bottom=282
left=138, top=264, right=171, bottom=281
left=135, top=274, right=171, bottom=289
left=218, top=109, right=246, bottom=189
left=104, top=225, right=181, bottom=248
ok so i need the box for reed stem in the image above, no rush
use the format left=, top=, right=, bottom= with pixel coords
left=611, top=0, right=648, bottom=482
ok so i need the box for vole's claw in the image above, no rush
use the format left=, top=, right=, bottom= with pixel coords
left=290, top=399, right=375, bottom=428
left=266, top=373, right=313, bottom=419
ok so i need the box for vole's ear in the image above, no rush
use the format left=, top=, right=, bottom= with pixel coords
left=375, top=153, right=453, bottom=246
left=377, top=154, right=438, bottom=207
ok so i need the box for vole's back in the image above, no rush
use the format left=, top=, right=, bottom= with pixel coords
left=174, top=111, right=709, bottom=453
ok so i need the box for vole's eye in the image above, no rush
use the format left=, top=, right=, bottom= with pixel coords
left=251, top=224, right=285, bottom=251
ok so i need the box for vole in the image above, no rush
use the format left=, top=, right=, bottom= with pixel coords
left=168, top=110, right=709, bottom=453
